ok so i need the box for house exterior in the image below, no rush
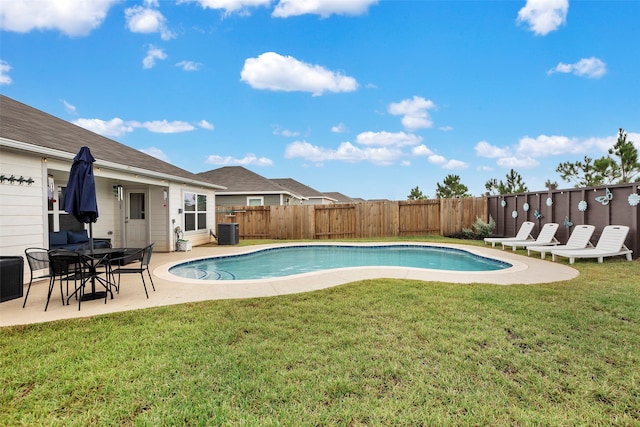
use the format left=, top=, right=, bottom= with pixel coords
left=321, top=191, right=359, bottom=204
left=197, top=166, right=306, bottom=206
left=0, top=95, right=225, bottom=266
left=271, top=178, right=337, bottom=205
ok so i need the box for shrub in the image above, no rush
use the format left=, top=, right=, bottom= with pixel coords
left=461, top=216, right=495, bottom=240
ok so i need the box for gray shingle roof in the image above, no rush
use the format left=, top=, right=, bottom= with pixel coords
left=0, top=95, right=218, bottom=185
left=323, top=192, right=358, bottom=203
left=271, top=178, right=331, bottom=199
left=197, top=166, right=291, bottom=193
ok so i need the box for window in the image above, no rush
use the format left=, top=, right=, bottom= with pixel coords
left=129, top=193, right=145, bottom=220
left=184, top=192, right=207, bottom=231
left=247, top=196, right=264, bottom=206
left=47, top=183, right=83, bottom=232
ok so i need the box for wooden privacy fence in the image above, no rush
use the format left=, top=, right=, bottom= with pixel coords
left=487, top=182, right=640, bottom=260
left=215, top=198, right=487, bottom=241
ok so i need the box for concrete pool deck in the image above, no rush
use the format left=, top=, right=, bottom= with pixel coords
left=0, top=242, right=578, bottom=327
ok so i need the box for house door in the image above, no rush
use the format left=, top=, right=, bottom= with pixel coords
left=125, top=190, right=148, bottom=248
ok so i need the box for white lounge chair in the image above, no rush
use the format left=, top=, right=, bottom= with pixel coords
left=527, top=224, right=595, bottom=259
left=502, top=222, right=560, bottom=251
left=484, top=221, right=535, bottom=248
left=551, top=225, right=633, bottom=264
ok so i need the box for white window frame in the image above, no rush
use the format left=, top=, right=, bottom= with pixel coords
left=184, top=191, right=207, bottom=231
left=247, top=196, right=264, bottom=206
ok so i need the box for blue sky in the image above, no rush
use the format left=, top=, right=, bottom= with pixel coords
left=1, top=0, right=638, bottom=200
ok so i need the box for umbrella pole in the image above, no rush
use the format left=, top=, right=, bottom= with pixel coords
left=83, top=222, right=103, bottom=300
left=89, top=222, right=94, bottom=254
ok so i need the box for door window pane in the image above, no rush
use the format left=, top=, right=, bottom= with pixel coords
left=130, top=193, right=145, bottom=220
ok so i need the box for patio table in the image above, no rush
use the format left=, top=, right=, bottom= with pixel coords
left=72, top=247, right=127, bottom=302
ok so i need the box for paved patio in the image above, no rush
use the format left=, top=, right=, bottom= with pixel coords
left=0, top=242, right=578, bottom=327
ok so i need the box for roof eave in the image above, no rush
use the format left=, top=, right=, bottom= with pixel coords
left=0, top=137, right=227, bottom=190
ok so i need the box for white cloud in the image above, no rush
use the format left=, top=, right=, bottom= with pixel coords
left=272, top=0, right=378, bottom=18
left=240, top=52, right=358, bottom=96
left=474, top=140, right=512, bottom=158
left=73, top=118, right=135, bottom=138
left=0, top=60, right=12, bottom=85
left=355, top=131, right=422, bottom=147
left=176, top=60, right=203, bottom=71
left=515, top=134, right=585, bottom=157
left=442, top=159, right=468, bottom=170
left=439, top=125, right=453, bottom=132
left=143, top=45, right=167, bottom=69
left=628, top=133, right=640, bottom=151
left=388, top=96, right=436, bottom=131
left=284, top=134, right=468, bottom=168
left=427, top=154, right=446, bottom=165
left=411, top=144, right=434, bottom=157
left=285, top=140, right=402, bottom=165
left=496, top=156, right=540, bottom=169
left=476, top=132, right=631, bottom=170
left=0, top=0, right=117, bottom=36
left=412, top=143, right=467, bottom=169
left=178, top=0, right=271, bottom=16
left=198, top=120, right=214, bottom=130
left=134, top=120, right=196, bottom=133
left=548, top=57, right=607, bottom=79
left=273, top=126, right=300, bottom=137
left=62, top=100, right=77, bottom=115
left=517, top=0, right=568, bottom=36
left=206, top=153, right=274, bottom=166
left=75, top=114, right=210, bottom=137
left=125, top=5, right=175, bottom=40
left=139, top=146, right=171, bottom=162
left=331, top=123, right=348, bottom=133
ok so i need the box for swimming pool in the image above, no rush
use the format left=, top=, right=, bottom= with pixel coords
left=168, top=244, right=511, bottom=280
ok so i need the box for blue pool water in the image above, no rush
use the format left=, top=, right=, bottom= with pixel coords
left=169, top=245, right=511, bottom=280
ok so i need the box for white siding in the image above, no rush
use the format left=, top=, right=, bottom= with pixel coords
left=149, top=186, right=170, bottom=252
left=0, top=151, right=46, bottom=283
left=0, top=152, right=46, bottom=251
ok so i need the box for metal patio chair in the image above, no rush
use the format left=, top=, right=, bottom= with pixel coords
left=110, top=244, right=155, bottom=298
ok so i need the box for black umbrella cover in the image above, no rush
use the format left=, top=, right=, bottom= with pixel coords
left=62, top=146, right=99, bottom=224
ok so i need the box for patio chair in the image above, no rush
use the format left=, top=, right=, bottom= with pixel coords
left=501, top=222, right=560, bottom=251
left=23, top=248, right=52, bottom=308
left=110, top=244, right=155, bottom=298
left=484, top=221, right=535, bottom=247
left=527, top=224, right=595, bottom=259
left=551, top=225, right=633, bottom=264
left=47, top=250, right=85, bottom=311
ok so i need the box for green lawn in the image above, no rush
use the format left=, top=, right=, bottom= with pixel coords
left=1, top=238, right=639, bottom=426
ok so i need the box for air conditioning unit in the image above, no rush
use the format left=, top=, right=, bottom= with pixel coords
left=218, top=223, right=239, bottom=245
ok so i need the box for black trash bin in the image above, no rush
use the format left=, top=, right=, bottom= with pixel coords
left=0, top=256, right=24, bottom=302
left=218, top=223, right=239, bottom=245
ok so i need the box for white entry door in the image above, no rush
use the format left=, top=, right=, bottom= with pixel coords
left=125, top=190, right=148, bottom=248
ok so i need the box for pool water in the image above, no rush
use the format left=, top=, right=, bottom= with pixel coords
left=169, top=245, right=511, bottom=280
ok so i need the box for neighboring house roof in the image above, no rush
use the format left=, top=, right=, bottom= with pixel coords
left=272, top=178, right=336, bottom=202
left=0, top=95, right=224, bottom=189
left=323, top=192, right=358, bottom=203
left=197, top=166, right=303, bottom=198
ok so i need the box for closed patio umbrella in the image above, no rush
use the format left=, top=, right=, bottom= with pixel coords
left=62, top=146, right=99, bottom=251
left=62, top=146, right=105, bottom=301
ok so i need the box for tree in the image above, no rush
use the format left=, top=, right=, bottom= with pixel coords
left=484, top=178, right=499, bottom=195
left=555, top=156, right=610, bottom=187
left=407, top=186, right=427, bottom=200
left=544, top=179, right=558, bottom=190
left=485, top=169, right=528, bottom=195
left=555, top=129, right=640, bottom=187
left=608, top=128, right=640, bottom=183
left=435, top=174, right=470, bottom=199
